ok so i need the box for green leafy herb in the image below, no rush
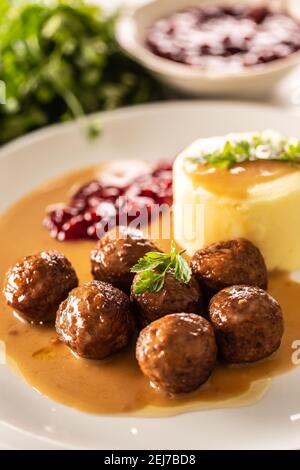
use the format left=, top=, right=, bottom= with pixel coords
left=0, top=0, right=165, bottom=145
left=131, top=241, right=192, bottom=295
left=187, top=133, right=300, bottom=170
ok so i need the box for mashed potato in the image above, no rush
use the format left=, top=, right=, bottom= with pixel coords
left=173, top=130, right=300, bottom=271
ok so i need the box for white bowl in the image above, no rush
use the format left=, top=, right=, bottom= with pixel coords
left=116, top=0, right=300, bottom=98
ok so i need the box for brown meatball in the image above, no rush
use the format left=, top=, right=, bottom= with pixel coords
left=91, top=226, right=160, bottom=293
left=136, top=313, right=217, bottom=394
left=3, top=250, right=78, bottom=324
left=56, top=280, right=135, bottom=359
left=131, top=272, right=203, bottom=327
left=209, top=285, right=284, bottom=364
left=191, top=238, right=268, bottom=297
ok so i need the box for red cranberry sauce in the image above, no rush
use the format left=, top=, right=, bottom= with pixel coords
left=146, top=5, right=300, bottom=70
left=44, top=162, right=173, bottom=241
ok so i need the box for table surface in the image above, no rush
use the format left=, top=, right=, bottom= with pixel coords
left=2, top=0, right=300, bottom=450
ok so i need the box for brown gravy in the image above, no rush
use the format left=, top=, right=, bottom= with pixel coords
left=0, top=165, right=300, bottom=415
left=185, top=160, right=300, bottom=198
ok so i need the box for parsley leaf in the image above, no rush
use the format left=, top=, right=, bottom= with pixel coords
left=132, top=271, right=165, bottom=295
left=187, top=134, right=300, bottom=170
left=174, top=254, right=191, bottom=284
left=130, top=251, right=169, bottom=273
left=131, top=242, right=192, bottom=294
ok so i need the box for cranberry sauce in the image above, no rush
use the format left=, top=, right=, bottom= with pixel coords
left=146, top=5, right=300, bottom=70
left=44, top=162, right=173, bottom=241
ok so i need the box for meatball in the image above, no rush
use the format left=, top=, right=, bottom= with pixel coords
left=56, top=280, right=135, bottom=359
left=91, top=226, right=160, bottom=293
left=209, top=285, right=284, bottom=364
left=191, top=238, right=268, bottom=297
left=131, top=272, right=203, bottom=327
left=136, top=313, right=217, bottom=394
left=3, top=250, right=78, bottom=324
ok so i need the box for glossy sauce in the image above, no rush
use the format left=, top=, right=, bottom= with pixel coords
left=185, top=160, right=300, bottom=198
left=0, top=166, right=300, bottom=415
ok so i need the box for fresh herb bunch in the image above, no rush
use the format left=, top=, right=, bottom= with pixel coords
left=131, top=241, right=192, bottom=295
left=0, top=0, right=165, bottom=144
left=188, top=134, right=300, bottom=170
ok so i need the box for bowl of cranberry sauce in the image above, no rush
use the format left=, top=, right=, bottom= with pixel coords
left=147, top=4, right=300, bottom=70
left=116, top=0, right=300, bottom=98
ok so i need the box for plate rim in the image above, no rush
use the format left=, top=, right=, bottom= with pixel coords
left=0, top=99, right=287, bottom=161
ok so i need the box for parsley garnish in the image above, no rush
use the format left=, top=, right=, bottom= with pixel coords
left=188, top=134, right=300, bottom=170
left=131, top=241, right=192, bottom=295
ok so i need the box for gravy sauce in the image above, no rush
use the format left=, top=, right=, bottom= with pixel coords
left=0, top=166, right=299, bottom=415
left=185, top=160, right=300, bottom=198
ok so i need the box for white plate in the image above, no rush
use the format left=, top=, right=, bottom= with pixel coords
left=1, top=101, right=300, bottom=450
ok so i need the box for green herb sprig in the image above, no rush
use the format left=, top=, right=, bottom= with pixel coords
left=188, top=134, right=300, bottom=170
left=131, top=241, right=192, bottom=295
